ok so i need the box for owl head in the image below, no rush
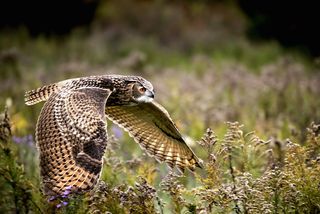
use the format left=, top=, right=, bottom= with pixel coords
left=130, top=79, right=154, bottom=103
left=106, top=75, right=154, bottom=106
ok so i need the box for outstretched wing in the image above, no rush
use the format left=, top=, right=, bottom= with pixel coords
left=36, top=87, right=111, bottom=196
left=105, top=101, right=202, bottom=171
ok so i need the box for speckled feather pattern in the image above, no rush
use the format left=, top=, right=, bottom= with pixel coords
left=36, top=87, right=111, bottom=195
left=25, top=75, right=201, bottom=196
left=105, top=102, right=202, bottom=171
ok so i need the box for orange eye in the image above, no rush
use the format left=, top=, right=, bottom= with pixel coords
left=139, top=87, right=146, bottom=93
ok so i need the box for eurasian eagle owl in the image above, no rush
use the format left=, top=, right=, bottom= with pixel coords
left=25, top=75, right=202, bottom=196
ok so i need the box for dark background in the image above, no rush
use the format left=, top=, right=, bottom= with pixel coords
left=1, top=0, right=319, bottom=56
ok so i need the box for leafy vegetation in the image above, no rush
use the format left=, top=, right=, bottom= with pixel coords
left=1, top=1, right=320, bottom=213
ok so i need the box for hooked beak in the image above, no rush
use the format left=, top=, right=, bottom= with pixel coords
left=135, top=89, right=154, bottom=103
left=146, top=90, right=154, bottom=99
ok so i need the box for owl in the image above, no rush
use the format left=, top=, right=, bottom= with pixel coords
left=25, top=75, right=202, bottom=196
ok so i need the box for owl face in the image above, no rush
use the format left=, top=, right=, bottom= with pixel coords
left=105, top=76, right=154, bottom=106
left=131, top=82, right=154, bottom=103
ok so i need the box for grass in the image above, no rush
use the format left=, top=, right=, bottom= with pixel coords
left=1, top=1, right=320, bottom=212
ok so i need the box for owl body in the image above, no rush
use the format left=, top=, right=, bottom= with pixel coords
left=26, top=75, right=201, bottom=196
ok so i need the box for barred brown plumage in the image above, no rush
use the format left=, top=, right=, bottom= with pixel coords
left=25, top=83, right=59, bottom=106
left=25, top=75, right=202, bottom=196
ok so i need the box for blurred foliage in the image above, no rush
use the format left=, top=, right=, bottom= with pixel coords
left=1, top=111, right=320, bottom=213
left=1, top=0, right=320, bottom=213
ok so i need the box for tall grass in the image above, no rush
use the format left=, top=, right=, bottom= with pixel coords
left=1, top=1, right=319, bottom=212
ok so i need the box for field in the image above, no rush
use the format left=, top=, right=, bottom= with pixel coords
left=1, top=1, right=320, bottom=213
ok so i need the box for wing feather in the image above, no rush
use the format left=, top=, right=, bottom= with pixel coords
left=105, top=101, right=202, bottom=171
left=36, top=87, right=111, bottom=196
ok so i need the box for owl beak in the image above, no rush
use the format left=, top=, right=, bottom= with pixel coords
left=146, top=90, right=154, bottom=99
left=135, top=89, right=154, bottom=103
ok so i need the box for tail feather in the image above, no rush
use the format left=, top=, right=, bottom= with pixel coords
left=25, top=83, right=59, bottom=105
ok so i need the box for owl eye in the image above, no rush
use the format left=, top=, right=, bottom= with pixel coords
left=138, top=87, right=146, bottom=93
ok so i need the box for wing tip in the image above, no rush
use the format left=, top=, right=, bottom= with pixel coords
left=194, top=157, right=204, bottom=169
left=24, top=83, right=60, bottom=106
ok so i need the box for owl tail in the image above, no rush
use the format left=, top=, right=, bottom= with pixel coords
left=25, top=83, right=59, bottom=105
